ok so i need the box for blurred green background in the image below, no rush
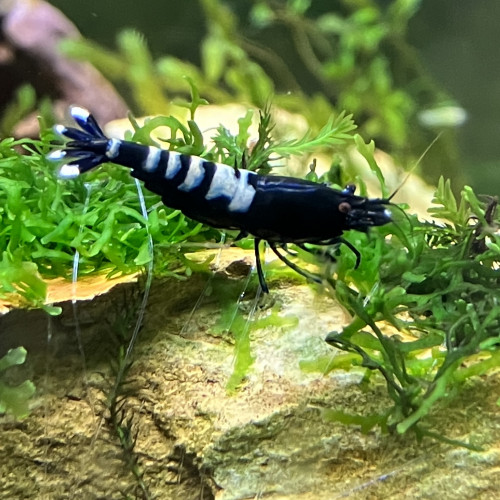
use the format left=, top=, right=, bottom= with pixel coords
left=47, top=0, right=500, bottom=195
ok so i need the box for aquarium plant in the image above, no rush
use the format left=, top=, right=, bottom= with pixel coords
left=0, top=0, right=497, bottom=454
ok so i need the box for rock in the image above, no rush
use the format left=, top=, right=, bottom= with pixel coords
left=0, top=254, right=499, bottom=499
left=0, top=0, right=127, bottom=136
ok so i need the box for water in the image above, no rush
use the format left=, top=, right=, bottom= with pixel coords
left=48, top=0, right=500, bottom=194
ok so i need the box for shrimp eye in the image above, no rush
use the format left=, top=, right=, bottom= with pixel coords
left=342, top=184, right=356, bottom=195
left=338, top=202, right=351, bottom=214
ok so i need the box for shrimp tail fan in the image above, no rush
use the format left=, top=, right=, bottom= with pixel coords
left=48, top=106, right=112, bottom=178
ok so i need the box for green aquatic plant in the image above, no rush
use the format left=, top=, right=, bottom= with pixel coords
left=212, top=292, right=299, bottom=393
left=0, top=251, right=52, bottom=313
left=0, top=116, right=217, bottom=306
left=0, top=65, right=496, bottom=445
left=200, top=0, right=461, bottom=181
left=0, top=347, right=35, bottom=419
left=301, top=139, right=500, bottom=447
left=210, top=106, right=356, bottom=173
left=57, top=0, right=461, bottom=183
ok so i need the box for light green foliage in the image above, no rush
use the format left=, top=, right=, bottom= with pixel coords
left=0, top=1, right=494, bottom=441
left=0, top=347, right=35, bottom=419
left=55, top=0, right=457, bottom=182
left=211, top=107, right=356, bottom=173
left=243, top=0, right=449, bottom=159
left=0, top=251, right=59, bottom=315
left=212, top=298, right=298, bottom=393
left=218, top=307, right=256, bottom=394
left=0, top=103, right=222, bottom=307
left=302, top=141, right=500, bottom=446
left=200, top=0, right=275, bottom=106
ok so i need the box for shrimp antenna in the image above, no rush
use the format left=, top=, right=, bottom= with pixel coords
left=387, top=132, right=443, bottom=202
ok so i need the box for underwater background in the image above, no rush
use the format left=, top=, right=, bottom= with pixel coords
left=1, top=1, right=500, bottom=499
left=46, top=0, right=500, bottom=195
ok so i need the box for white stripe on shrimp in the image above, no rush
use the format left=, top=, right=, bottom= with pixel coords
left=71, top=106, right=91, bottom=121
left=59, top=164, right=81, bottom=179
left=106, top=138, right=121, bottom=159
left=228, top=170, right=257, bottom=212
left=143, top=146, right=162, bottom=172
left=178, top=156, right=205, bottom=192
left=205, top=165, right=238, bottom=201
left=165, top=152, right=182, bottom=179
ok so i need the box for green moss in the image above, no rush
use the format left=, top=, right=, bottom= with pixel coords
left=0, top=109, right=221, bottom=305
left=302, top=142, right=500, bottom=447
left=0, top=347, right=35, bottom=419
left=0, top=2, right=496, bottom=443
left=212, top=299, right=299, bottom=393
